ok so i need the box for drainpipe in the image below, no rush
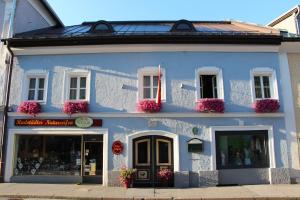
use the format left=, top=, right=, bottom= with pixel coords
left=0, top=42, right=14, bottom=182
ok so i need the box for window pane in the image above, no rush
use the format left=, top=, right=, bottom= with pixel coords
left=201, top=75, right=216, bottom=98
left=254, top=76, right=262, bottom=98
left=216, top=131, right=269, bottom=170
left=263, top=76, right=271, bottom=98
left=38, top=78, right=45, bottom=89
left=70, top=78, right=77, bottom=88
left=69, top=89, right=77, bottom=100
left=37, top=90, right=44, bottom=101
left=28, top=90, right=35, bottom=100
left=137, top=141, right=149, bottom=164
left=264, top=87, right=271, bottom=98
left=153, top=88, right=158, bottom=98
left=262, top=76, right=270, bottom=87
left=158, top=141, right=170, bottom=164
left=14, top=135, right=81, bottom=176
left=143, top=76, right=150, bottom=87
left=29, top=78, right=36, bottom=89
left=80, top=77, right=86, bottom=88
left=153, top=76, right=158, bottom=87
left=143, top=88, right=151, bottom=99
left=79, top=89, right=86, bottom=100
left=254, top=76, right=261, bottom=87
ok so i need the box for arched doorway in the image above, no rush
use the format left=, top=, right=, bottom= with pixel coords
left=127, top=131, right=179, bottom=188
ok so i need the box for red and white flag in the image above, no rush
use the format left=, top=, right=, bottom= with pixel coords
left=156, top=65, right=162, bottom=105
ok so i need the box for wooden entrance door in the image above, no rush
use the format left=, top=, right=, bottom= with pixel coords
left=133, top=136, right=174, bottom=187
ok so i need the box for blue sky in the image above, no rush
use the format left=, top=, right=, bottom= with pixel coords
left=47, top=0, right=300, bottom=26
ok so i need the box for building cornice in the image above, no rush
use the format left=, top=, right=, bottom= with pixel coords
left=7, top=112, right=285, bottom=118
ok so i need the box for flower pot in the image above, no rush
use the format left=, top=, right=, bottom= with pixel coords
left=124, top=178, right=132, bottom=189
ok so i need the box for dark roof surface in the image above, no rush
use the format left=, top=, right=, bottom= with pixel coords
left=4, top=20, right=282, bottom=47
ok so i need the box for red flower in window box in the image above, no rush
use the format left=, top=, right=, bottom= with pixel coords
left=253, top=99, right=280, bottom=113
left=137, top=100, right=162, bottom=113
left=17, top=101, right=41, bottom=116
left=196, top=98, right=224, bottom=113
left=63, top=101, right=88, bottom=115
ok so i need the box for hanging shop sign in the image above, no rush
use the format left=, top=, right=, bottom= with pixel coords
left=15, top=118, right=102, bottom=127
left=112, top=140, right=124, bottom=155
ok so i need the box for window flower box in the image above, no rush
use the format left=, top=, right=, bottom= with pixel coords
left=196, top=98, right=224, bottom=113
left=137, top=100, right=162, bottom=113
left=17, top=101, right=41, bottom=116
left=253, top=99, right=280, bottom=113
left=63, top=101, right=88, bottom=115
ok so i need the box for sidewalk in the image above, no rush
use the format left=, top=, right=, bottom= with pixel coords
left=0, top=183, right=300, bottom=200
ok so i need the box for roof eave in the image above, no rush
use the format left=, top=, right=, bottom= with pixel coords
left=40, top=0, right=64, bottom=27
left=268, top=5, right=300, bottom=27
left=3, top=35, right=282, bottom=47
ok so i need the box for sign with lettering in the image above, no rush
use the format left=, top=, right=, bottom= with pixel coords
left=75, top=117, right=93, bottom=128
left=15, top=119, right=102, bottom=127
left=112, top=141, right=124, bottom=155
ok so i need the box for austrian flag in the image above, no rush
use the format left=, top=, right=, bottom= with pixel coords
left=155, top=65, right=162, bottom=106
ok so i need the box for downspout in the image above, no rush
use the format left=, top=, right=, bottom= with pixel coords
left=0, top=42, right=14, bottom=182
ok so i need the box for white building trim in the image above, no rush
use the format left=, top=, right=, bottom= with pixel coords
left=278, top=53, right=300, bottom=169
left=250, top=67, right=279, bottom=102
left=126, top=130, right=180, bottom=171
left=137, top=66, right=166, bottom=101
left=7, top=112, right=285, bottom=118
left=4, top=128, right=109, bottom=186
left=195, top=66, right=224, bottom=101
left=21, top=69, right=49, bottom=104
left=11, top=44, right=280, bottom=56
left=210, top=125, right=275, bottom=171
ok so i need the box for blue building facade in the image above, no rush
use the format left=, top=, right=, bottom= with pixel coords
left=2, top=20, right=299, bottom=187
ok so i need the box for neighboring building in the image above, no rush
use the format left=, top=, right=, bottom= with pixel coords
left=2, top=19, right=299, bottom=187
left=0, top=0, right=62, bottom=181
left=269, top=5, right=300, bottom=183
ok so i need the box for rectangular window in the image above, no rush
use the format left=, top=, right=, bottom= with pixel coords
left=254, top=75, right=271, bottom=99
left=143, top=75, right=158, bottom=99
left=216, top=130, right=269, bottom=170
left=69, top=76, right=87, bottom=100
left=14, top=135, right=82, bottom=176
left=200, top=75, right=218, bottom=98
left=27, top=77, right=46, bottom=101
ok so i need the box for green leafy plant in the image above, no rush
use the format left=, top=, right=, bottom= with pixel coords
left=119, top=166, right=136, bottom=188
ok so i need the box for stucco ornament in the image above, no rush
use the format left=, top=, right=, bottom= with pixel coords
left=63, top=101, right=88, bottom=115
left=253, top=99, right=280, bottom=113
left=17, top=101, right=41, bottom=116
left=137, top=100, right=162, bottom=113
left=196, top=98, right=224, bottom=113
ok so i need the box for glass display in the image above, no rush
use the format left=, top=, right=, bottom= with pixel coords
left=14, top=135, right=81, bottom=176
left=216, top=131, right=269, bottom=169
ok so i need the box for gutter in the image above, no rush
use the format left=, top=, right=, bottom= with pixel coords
left=0, top=43, right=14, bottom=182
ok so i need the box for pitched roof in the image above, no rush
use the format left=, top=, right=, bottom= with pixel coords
left=3, top=20, right=281, bottom=47
left=40, top=0, right=64, bottom=27
left=268, top=5, right=300, bottom=27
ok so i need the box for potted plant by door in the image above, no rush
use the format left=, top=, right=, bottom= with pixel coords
left=157, top=168, right=173, bottom=187
left=119, top=167, right=136, bottom=189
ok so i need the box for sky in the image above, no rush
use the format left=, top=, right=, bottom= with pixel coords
left=47, top=0, right=300, bottom=26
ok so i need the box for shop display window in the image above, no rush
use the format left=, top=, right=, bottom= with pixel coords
left=216, top=130, right=269, bottom=169
left=14, top=135, right=81, bottom=176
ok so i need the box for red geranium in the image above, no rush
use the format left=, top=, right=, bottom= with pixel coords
left=196, top=98, right=224, bottom=113
left=63, top=101, right=88, bottom=115
left=17, top=101, right=41, bottom=116
left=253, top=99, right=280, bottom=113
left=137, top=100, right=161, bottom=113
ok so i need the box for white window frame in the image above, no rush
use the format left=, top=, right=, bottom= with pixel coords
left=250, top=67, right=279, bottom=102
left=195, top=67, right=224, bottom=101
left=22, top=70, right=49, bottom=104
left=63, top=69, right=91, bottom=102
left=137, top=67, right=166, bottom=101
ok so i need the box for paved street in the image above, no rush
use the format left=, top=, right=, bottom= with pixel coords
left=0, top=183, right=300, bottom=199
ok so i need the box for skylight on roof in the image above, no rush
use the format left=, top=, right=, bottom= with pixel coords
left=171, top=20, right=196, bottom=32
left=90, top=20, right=114, bottom=33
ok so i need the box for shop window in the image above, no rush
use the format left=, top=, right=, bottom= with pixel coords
left=251, top=68, right=278, bottom=100
left=196, top=67, right=224, bottom=100
left=14, top=135, right=82, bottom=176
left=64, top=70, right=91, bottom=102
left=216, top=130, right=269, bottom=170
left=138, top=67, right=166, bottom=101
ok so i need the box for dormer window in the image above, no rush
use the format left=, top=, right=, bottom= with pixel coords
left=90, top=20, right=114, bottom=33
left=171, top=20, right=196, bottom=32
